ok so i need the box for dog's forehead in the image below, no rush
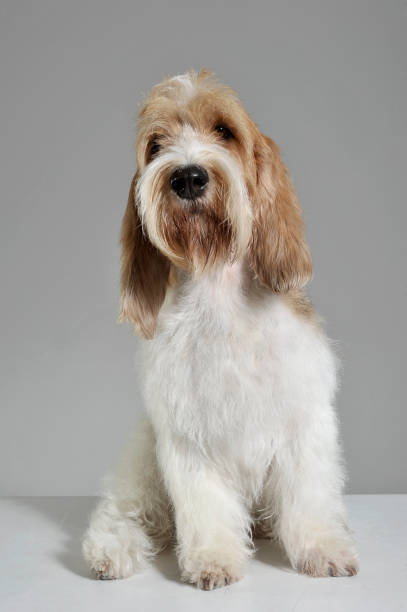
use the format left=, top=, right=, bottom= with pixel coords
left=153, top=71, right=236, bottom=103
left=140, top=71, right=244, bottom=130
left=159, top=73, right=200, bottom=103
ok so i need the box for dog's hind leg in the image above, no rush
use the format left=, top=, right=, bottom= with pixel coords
left=82, top=418, right=173, bottom=579
left=268, top=409, right=359, bottom=578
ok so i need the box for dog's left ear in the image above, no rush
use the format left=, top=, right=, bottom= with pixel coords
left=119, top=173, right=170, bottom=339
left=249, top=135, right=312, bottom=292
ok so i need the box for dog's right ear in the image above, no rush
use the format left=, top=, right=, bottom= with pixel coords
left=119, top=173, right=170, bottom=339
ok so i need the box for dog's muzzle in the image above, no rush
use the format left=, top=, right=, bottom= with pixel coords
left=170, top=165, right=209, bottom=200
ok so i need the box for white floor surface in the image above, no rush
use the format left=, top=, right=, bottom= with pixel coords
left=0, top=495, right=406, bottom=611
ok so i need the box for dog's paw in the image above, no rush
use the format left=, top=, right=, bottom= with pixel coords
left=82, top=530, right=152, bottom=580
left=93, top=559, right=119, bottom=581
left=197, top=567, right=240, bottom=590
left=298, top=543, right=359, bottom=577
left=82, top=512, right=156, bottom=580
left=85, top=547, right=139, bottom=580
left=182, top=563, right=242, bottom=590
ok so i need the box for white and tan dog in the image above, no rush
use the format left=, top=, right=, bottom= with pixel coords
left=83, top=70, right=358, bottom=590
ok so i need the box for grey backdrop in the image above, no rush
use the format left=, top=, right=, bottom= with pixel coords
left=1, top=0, right=406, bottom=495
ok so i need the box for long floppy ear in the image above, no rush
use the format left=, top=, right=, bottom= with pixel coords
left=119, top=173, right=170, bottom=339
left=249, top=135, right=312, bottom=292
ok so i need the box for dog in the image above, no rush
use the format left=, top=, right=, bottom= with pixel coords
left=82, top=69, right=358, bottom=590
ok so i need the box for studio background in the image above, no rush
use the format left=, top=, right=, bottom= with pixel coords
left=1, top=0, right=405, bottom=496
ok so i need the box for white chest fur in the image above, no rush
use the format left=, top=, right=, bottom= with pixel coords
left=141, top=264, right=337, bottom=482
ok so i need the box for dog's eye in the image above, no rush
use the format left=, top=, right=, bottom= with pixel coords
left=215, top=124, right=234, bottom=140
left=149, top=141, right=161, bottom=157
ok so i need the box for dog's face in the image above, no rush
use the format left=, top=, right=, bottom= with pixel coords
left=135, top=73, right=256, bottom=271
left=120, top=70, right=312, bottom=338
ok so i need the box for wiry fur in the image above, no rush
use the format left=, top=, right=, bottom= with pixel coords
left=83, top=70, right=358, bottom=589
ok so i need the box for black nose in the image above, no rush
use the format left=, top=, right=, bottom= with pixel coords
left=170, top=165, right=209, bottom=200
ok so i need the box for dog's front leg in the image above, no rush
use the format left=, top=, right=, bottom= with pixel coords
left=157, top=438, right=252, bottom=590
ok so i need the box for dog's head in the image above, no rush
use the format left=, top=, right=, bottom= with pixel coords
left=120, top=70, right=312, bottom=338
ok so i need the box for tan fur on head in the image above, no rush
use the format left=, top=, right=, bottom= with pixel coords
left=119, top=69, right=312, bottom=337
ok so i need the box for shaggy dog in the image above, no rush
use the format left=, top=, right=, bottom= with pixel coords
left=82, top=70, right=358, bottom=590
